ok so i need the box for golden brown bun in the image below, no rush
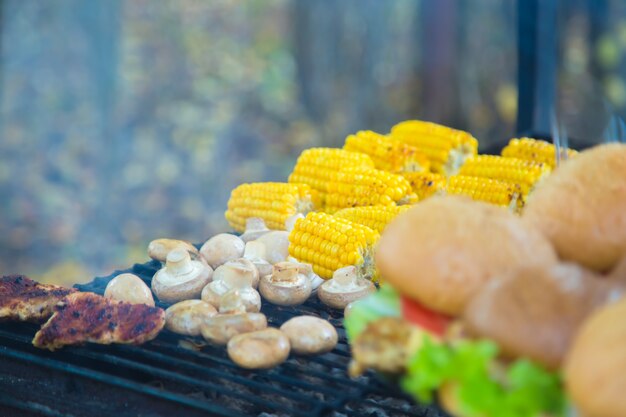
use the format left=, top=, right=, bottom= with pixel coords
left=463, top=263, right=623, bottom=370
left=564, top=294, right=626, bottom=417
left=523, top=143, right=626, bottom=272
left=375, top=196, right=557, bottom=316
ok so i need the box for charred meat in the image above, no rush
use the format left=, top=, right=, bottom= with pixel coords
left=33, top=292, right=165, bottom=350
left=0, top=275, right=76, bottom=322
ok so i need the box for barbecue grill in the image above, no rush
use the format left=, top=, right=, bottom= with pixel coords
left=0, top=258, right=447, bottom=417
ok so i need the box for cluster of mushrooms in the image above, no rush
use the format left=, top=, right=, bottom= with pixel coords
left=102, top=216, right=376, bottom=369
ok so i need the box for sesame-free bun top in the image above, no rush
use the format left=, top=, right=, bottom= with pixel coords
left=564, top=294, right=626, bottom=417
left=523, top=143, right=626, bottom=272
left=375, top=196, right=558, bottom=316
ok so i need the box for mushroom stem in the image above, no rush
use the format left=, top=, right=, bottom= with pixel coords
left=333, top=266, right=358, bottom=287
left=245, top=217, right=267, bottom=232
left=220, top=289, right=247, bottom=314
left=166, top=249, right=194, bottom=275
left=273, top=264, right=299, bottom=283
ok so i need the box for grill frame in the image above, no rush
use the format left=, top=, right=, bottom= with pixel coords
left=0, top=259, right=447, bottom=417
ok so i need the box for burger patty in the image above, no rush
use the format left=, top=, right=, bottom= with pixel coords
left=0, top=275, right=76, bottom=322
left=33, top=292, right=165, bottom=350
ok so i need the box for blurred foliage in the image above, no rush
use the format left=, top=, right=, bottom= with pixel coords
left=4, top=0, right=621, bottom=286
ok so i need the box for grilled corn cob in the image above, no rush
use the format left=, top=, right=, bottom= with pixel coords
left=288, top=212, right=379, bottom=279
left=225, top=182, right=319, bottom=232
left=446, top=175, right=522, bottom=211
left=501, top=137, right=578, bottom=168
left=390, top=120, right=478, bottom=175
left=334, top=205, right=411, bottom=234
left=343, top=130, right=430, bottom=173
left=458, top=155, right=550, bottom=195
left=401, top=172, right=446, bottom=200
left=288, top=148, right=375, bottom=206
left=325, top=167, right=417, bottom=214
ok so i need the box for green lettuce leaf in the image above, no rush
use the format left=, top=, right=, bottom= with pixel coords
left=401, top=337, right=566, bottom=417
left=343, top=284, right=401, bottom=341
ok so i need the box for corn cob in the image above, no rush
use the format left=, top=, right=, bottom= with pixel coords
left=457, top=155, right=550, bottom=195
left=334, top=205, right=411, bottom=234
left=343, top=130, right=430, bottom=173
left=501, top=137, right=578, bottom=168
left=390, top=120, right=478, bottom=175
left=401, top=172, right=446, bottom=200
left=325, top=167, right=417, bottom=214
left=225, top=182, right=319, bottom=232
left=288, top=148, right=375, bottom=206
left=446, top=175, right=523, bottom=211
left=288, top=212, right=379, bottom=279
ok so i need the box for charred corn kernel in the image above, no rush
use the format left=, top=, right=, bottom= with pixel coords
left=343, top=130, right=430, bottom=173
left=401, top=172, right=446, bottom=200
left=390, top=120, right=478, bottom=175
left=288, top=212, right=379, bottom=279
left=458, top=155, right=550, bottom=195
left=288, top=148, right=375, bottom=205
left=501, top=137, right=578, bottom=169
left=225, top=182, right=319, bottom=232
left=446, top=175, right=523, bottom=211
left=334, top=205, right=411, bottom=234
left=325, top=167, right=417, bottom=213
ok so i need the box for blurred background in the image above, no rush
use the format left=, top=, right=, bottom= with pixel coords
left=0, top=0, right=624, bottom=285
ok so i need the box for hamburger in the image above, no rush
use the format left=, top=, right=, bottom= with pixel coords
left=344, top=195, right=626, bottom=417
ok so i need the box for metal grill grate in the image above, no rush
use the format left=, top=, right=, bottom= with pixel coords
left=0, top=259, right=447, bottom=417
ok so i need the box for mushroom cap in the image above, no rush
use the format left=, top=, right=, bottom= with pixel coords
left=148, top=238, right=199, bottom=263
left=200, top=233, right=245, bottom=269
left=259, top=265, right=312, bottom=306
left=318, top=267, right=375, bottom=309
left=227, top=328, right=290, bottom=369
left=202, top=281, right=261, bottom=313
left=280, top=316, right=338, bottom=355
left=104, top=273, right=155, bottom=306
left=200, top=312, right=267, bottom=345
left=152, top=249, right=213, bottom=303
left=243, top=241, right=273, bottom=277
left=213, top=258, right=259, bottom=289
left=165, top=299, right=217, bottom=336
left=255, top=231, right=289, bottom=264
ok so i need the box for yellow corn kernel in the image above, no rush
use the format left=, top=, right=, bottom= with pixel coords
left=334, top=205, right=411, bottom=234
left=225, top=182, right=319, bottom=232
left=325, top=167, right=417, bottom=214
left=458, top=155, right=550, bottom=195
left=446, top=175, right=523, bottom=211
left=401, top=172, right=447, bottom=200
left=390, top=120, right=478, bottom=175
left=501, top=137, right=578, bottom=169
left=288, top=212, right=379, bottom=279
left=288, top=148, right=375, bottom=206
left=343, top=130, right=430, bottom=173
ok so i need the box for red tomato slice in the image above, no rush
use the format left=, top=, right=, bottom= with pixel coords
left=401, top=296, right=452, bottom=337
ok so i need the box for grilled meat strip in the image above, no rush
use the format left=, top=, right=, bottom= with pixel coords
left=0, top=275, right=76, bottom=322
left=33, top=292, right=165, bottom=350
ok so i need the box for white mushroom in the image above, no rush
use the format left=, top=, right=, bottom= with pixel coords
left=200, top=312, right=267, bottom=345
left=318, top=266, right=375, bottom=309
left=165, top=300, right=217, bottom=336
left=255, top=231, right=289, bottom=264
left=259, top=262, right=312, bottom=306
left=243, top=241, right=273, bottom=277
left=151, top=248, right=213, bottom=303
left=285, top=213, right=304, bottom=233
left=147, top=238, right=199, bottom=263
left=201, top=264, right=261, bottom=313
left=227, top=328, right=290, bottom=369
left=212, top=258, right=259, bottom=288
left=240, top=217, right=271, bottom=242
left=280, top=316, right=338, bottom=355
left=104, top=273, right=155, bottom=306
left=286, top=258, right=325, bottom=292
left=199, top=233, right=245, bottom=269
